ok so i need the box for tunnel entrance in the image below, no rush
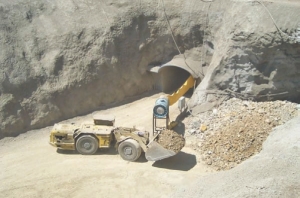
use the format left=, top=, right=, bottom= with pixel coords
left=154, top=55, right=203, bottom=98
left=159, top=65, right=191, bottom=94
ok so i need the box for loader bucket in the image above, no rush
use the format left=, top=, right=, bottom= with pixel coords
left=145, top=141, right=176, bottom=161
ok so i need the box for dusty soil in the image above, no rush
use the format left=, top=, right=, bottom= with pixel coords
left=0, top=93, right=211, bottom=198
left=1, top=93, right=299, bottom=197
left=156, top=129, right=185, bottom=153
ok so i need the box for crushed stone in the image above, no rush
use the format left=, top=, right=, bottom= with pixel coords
left=156, top=129, right=185, bottom=153
left=186, top=98, right=298, bottom=170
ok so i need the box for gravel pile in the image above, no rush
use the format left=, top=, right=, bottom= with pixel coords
left=186, top=98, right=298, bottom=170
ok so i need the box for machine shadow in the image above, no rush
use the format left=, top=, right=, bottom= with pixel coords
left=152, top=151, right=197, bottom=171
left=175, top=108, right=190, bottom=122
left=172, top=121, right=185, bottom=136
left=56, top=148, right=149, bottom=163
left=56, top=147, right=118, bottom=155
left=172, top=108, right=191, bottom=136
left=56, top=149, right=77, bottom=155
left=135, top=152, right=149, bottom=163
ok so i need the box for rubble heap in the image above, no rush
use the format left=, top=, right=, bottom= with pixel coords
left=157, top=129, right=185, bottom=153
left=187, top=98, right=298, bottom=170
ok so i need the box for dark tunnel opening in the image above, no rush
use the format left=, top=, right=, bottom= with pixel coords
left=158, top=66, right=191, bottom=94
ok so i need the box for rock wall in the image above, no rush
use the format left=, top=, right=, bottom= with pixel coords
left=1, top=0, right=300, bottom=137
left=189, top=1, right=300, bottom=113
left=0, top=0, right=205, bottom=137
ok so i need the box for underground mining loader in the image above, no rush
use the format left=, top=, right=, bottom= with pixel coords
left=49, top=114, right=177, bottom=161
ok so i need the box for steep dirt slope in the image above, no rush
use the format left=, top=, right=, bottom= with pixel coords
left=0, top=0, right=208, bottom=137
left=1, top=0, right=300, bottom=139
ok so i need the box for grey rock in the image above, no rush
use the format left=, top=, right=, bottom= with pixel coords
left=189, top=129, right=196, bottom=135
left=1, top=0, right=300, bottom=138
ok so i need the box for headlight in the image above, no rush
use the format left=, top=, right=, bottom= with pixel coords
left=153, top=98, right=169, bottom=118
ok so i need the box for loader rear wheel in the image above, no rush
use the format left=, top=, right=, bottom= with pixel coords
left=76, top=135, right=98, bottom=155
left=118, top=139, right=142, bottom=162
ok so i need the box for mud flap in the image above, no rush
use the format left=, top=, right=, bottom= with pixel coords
left=145, top=141, right=176, bottom=161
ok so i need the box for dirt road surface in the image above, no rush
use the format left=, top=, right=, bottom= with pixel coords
left=0, top=93, right=212, bottom=198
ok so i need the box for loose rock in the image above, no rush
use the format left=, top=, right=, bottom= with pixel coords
left=186, top=98, right=298, bottom=170
left=156, top=129, right=185, bottom=153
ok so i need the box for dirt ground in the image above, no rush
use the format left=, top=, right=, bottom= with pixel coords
left=1, top=93, right=300, bottom=198
left=0, top=93, right=212, bottom=198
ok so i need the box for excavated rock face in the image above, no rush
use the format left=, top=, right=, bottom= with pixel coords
left=189, top=1, right=300, bottom=113
left=0, top=0, right=204, bottom=138
left=211, top=35, right=300, bottom=102
left=0, top=0, right=300, bottom=137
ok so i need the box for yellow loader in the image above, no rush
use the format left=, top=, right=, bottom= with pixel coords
left=49, top=114, right=181, bottom=161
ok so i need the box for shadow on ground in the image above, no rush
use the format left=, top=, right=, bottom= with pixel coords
left=152, top=151, right=197, bottom=171
left=135, top=152, right=149, bottom=163
left=172, top=108, right=191, bottom=136
left=56, top=147, right=149, bottom=163
left=173, top=121, right=185, bottom=136
left=56, top=147, right=118, bottom=155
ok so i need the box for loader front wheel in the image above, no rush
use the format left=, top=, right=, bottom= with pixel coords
left=76, top=135, right=98, bottom=155
left=118, top=139, right=142, bottom=162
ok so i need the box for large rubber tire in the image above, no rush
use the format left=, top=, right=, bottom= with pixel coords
left=76, top=135, right=98, bottom=155
left=118, top=139, right=142, bottom=162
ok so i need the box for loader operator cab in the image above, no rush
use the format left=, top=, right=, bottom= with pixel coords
left=93, top=114, right=115, bottom=127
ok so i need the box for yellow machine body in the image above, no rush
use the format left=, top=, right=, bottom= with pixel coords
left=50, top=114, right=183, bottom=161
left=167, top=75, right=195, bottom=106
